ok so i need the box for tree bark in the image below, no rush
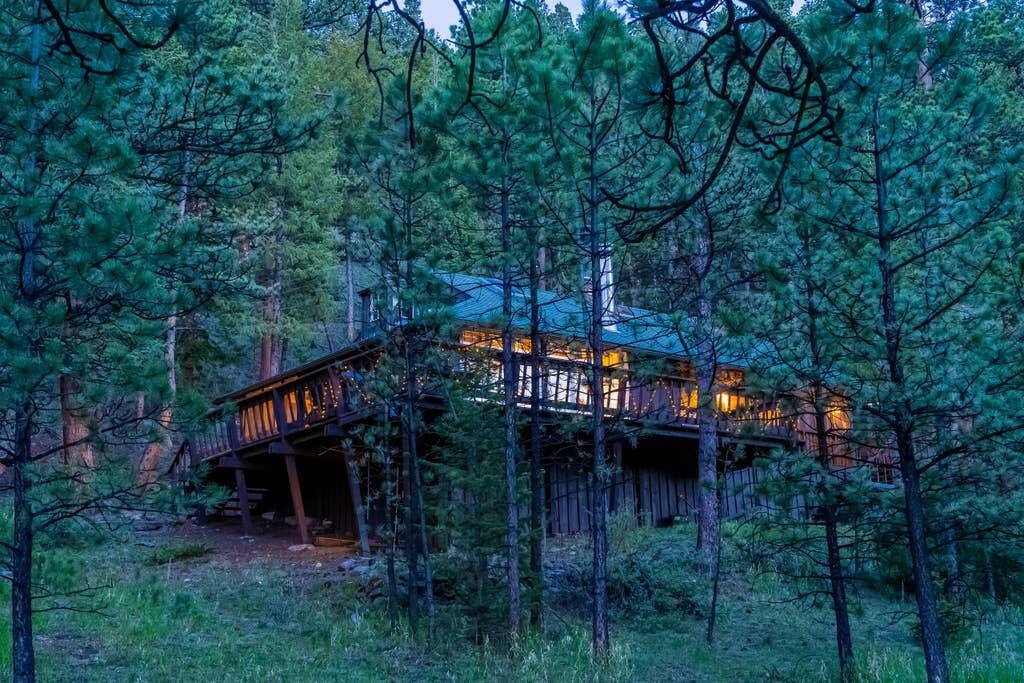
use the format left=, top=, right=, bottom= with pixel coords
left=346, top=234, right=356, bottom=341
left=528, top=251, right=545, bottom=628
left=344, top=451, right=371, bottom=555
left=801, top=235, right=856, bottom=682
left=401, top=245, right=434, bottom=637
left=401, top=411, right=419, bottom=631
left=588, top=133, right=610, bottom=652
left=695, top=352, right=719, bottom=559
left=690, top=222, right=720, bottom=564
left=12, top=406, right=36, bottom=683
left=138, top=149, right=190, bottom=486
left=258, top=201, right=284, bottom=380
left=59, top=374, right=94, bottom=470
left=137, top=314, right=176, bottom=486
left=11, top=8, right=42, bottom=678
left=812, top=392, right=855, bottom=681
left=873, top=108, right=948, bottom=683
left=500, top=177, right=522, bottom=637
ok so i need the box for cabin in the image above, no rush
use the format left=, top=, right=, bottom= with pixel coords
left=171, top=272, right=890, bottom=545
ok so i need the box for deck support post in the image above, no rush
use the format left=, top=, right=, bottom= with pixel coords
left=284, top=453, right=310, bottom=545
left=234, top=467, right=254, bottom=534
left=343, top=451, right=371, bottom=555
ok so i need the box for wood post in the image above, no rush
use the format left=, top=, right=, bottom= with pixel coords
left=234, top=467, right=254, bottom=535
left=343, top=451, right=371, bottom=555
left=284, top=453, right=310, bottom=545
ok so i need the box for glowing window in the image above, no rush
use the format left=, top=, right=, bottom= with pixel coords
left=715, top=391, right=748, bottom=413
left=602, top=349, right=629, bottom=368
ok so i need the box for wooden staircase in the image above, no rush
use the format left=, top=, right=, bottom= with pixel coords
left=222, top=486, right=267, bottom=518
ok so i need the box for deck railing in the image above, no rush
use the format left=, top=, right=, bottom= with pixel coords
left=494, top=354, right=792, bottom=437
left=191, top=348, right=794, bottom=462
left=192, top=360, right=371, bottom=461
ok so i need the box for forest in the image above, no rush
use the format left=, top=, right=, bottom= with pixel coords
left=1, top=0, right=1024, bottom=681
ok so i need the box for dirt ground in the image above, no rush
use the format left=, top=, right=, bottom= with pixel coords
left=146, top=515, right=364, bottom=567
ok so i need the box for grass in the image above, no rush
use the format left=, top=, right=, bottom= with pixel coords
left=4, top=522, right=1023, bottom=682
left=144, top=542, right=214, bottom=566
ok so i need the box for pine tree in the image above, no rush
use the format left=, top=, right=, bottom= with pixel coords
left=794, top=5, right=1020, bottom=679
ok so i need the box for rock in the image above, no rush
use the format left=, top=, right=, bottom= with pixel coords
left=288, top=544, right=315, bottom=553
left=261, top=512, right=275, bottom=521
left=284, top=516, right=297, bottom=526
left=340, top=559, right=358, bottom=571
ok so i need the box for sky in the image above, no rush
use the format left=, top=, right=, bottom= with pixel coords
left=419, top=1, right=804, bottom=37
left=420, top=1, right=585, bottom=37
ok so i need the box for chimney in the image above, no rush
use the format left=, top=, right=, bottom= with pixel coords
left=584, top=248, right=618, bottom=331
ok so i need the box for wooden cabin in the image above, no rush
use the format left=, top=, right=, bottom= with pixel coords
left=171, top=272, right=890, bottom=544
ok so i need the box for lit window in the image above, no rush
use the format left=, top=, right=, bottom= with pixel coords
left=547, top=342, right=588, bottom=362
left=460, top=329, right=532, bottom=354
left=715, top=391, right=748, bottom=413
left=461, top=328, right=502, bottom=350
left=603, top=349, right=628, bottom=368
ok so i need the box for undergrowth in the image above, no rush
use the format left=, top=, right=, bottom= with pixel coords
left=0, top=515, right=1019, bottom=681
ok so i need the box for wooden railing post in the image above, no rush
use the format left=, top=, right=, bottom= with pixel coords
left=326, top=365, right=344, bottom=414
left=227, top=415, right=240, bottom=454
left=272, top=389, right=288, bottom=436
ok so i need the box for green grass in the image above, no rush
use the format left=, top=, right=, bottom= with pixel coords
left=144, top=542, right=214, bottom=566
left=4, top=525, right=1022, bottom=682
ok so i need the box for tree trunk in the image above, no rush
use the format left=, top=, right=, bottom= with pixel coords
left=706, top=505, right=722, bottom=645
left=138, top=150, right=190, bottom=487
left=11, top=9, right=42, bottom=678
left=500, top=179, right=521, bottom=637
left=528, top=254, right=545, bottom=628
left=691, top=225, right=719, bottom=564
left=12, top=406, right=36, bottom=683
left=873, top=108, right=948, bottom=683
left=346, top=237, right=356, bottom=341
left=812, top=392, right=856, bottom=681
left=59, top=374, right=94, bottom=470
left=344, top=451, right=371, bottom=555
left=695, top=355, right=718, bottom=559
left=588, top=146, right=609, bottom=652
left=806, top=409, right=856, bottom=679
left=137, top=314, right=176, bottom=486
left=895, top=426, right=948, bottom=682
left=384, top=426, right=400, bottom=631
left=402, top=248, right=434, bottom=637
left=258, top=203, right=284, bottom=380
left=803, top=240, right=856, bottom=682
left=409, top=431, right=436, bottom=639
left=401, top=415, right=419, bottom=631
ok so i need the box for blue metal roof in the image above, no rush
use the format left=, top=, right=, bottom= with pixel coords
left=439, top=272, right=752, bottom=367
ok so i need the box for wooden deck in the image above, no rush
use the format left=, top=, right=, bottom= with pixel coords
left=175, top=344, right=795, bottom=476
